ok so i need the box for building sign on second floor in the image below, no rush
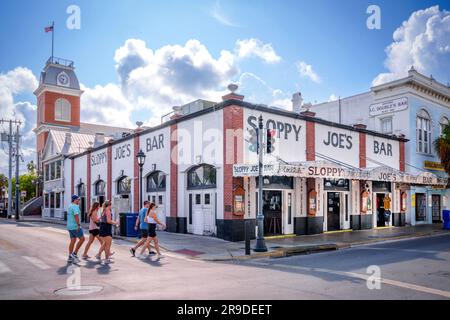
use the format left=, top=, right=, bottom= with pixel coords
left=369, top=97, right=408, bottom=116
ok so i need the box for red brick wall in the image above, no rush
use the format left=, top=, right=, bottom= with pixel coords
left=399, top=141, right=405, bottom=172
left=359, top=132, right=366, bottom=169
left=107, top=145, right=112, bottom=200
left=170, top=124, right=178, bottom=218
left=306, top=120, right=315, bottom=161
left=86, top=152, right=91, bottom=211
left=223, top=105, right=244, bottom=220
left=41, top=91, right=80, bottom=127
left=133, top=136, right=140, bottom=212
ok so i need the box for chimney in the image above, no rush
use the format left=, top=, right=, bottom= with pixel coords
left=292, top=92, right=303, bottom=113
left=94, top=133, right=105, bottom=147
left=222, top=83, right=244, bottom=102
left=300, top=102, right=316, bottom=117
left=353, top=123, right=367, bottom=129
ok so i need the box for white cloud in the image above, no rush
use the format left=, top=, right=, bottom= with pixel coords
left=328, top=94, right=338, bottom=102
left=235, top=38, right=281, bottom=64
left=373, top=5, right=450, bottom=86
left=296, top=61, right=321, bottom=83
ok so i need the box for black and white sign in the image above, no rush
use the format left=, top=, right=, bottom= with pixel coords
left=369, top=97, right=408, bottom=116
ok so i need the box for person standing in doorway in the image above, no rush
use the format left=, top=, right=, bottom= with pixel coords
left=139, top=203, right=166, bottom=258
left=130, top=201, right=155, bottom=256
left=67, top=195, right=85, bottom=263
left=82, top=202, right=102, bottom=259
left=96, top=201, right=118, bottom=263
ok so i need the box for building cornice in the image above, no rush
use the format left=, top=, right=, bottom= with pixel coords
left=34, top=84, right=84, bottom=97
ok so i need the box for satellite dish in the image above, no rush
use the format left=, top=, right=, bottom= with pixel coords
left=228, top=83, right=238, bottom=93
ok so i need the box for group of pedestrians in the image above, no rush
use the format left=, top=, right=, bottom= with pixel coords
left=66, top=195, right=165, bottom=264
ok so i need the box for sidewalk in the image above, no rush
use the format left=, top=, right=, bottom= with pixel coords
left=9, top=215, right=450, bottom=261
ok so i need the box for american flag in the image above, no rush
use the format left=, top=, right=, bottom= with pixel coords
left=44, top=25, right=53, bottom=33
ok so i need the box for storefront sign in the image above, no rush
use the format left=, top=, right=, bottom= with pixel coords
left=91, top=151, right=107, bottom=167
left=233, top=162, right=448, bottom=186
left=424, top=161, right=444, bottom=171
left=369, top=97, right=408, bottom=116
left=114, top=143, right=131, bottom=160
left=146, top=134, right=165, bottom=152
left=247, top=116, right=302, bottom=141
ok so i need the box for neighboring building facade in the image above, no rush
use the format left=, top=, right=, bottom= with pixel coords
left=310, top=67, right=450, bottom=226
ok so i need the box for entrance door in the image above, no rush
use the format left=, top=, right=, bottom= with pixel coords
left=191, top=191, right=216, bottom=236
left=327, top=192, right=341, bottom=231
left=283, top=192, right=294, bottom=235
left=263, top=191, right=282, bottom=236
left=376, top=194, right=386, bottom=227
left=416, top=193, right=427, bottom=222
left=432, top=195, right=441, bottom=223
left=341, top=193, right=350, bottom=230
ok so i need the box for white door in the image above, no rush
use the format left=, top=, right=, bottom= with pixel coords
left=341, top=193, right=351, bottom=230
left=191, top=191, right=216, bottom=236
left=202, top=192, right=216, bottom=236
left=283, top=191, right=294, bottom=234
left=192, top=193, right=204, bottom=235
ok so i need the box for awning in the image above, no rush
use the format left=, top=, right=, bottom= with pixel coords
left=233, top=162, right=448, bottom=186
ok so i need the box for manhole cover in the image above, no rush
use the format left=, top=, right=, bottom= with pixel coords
left=54, top=285, right=103, bottom=296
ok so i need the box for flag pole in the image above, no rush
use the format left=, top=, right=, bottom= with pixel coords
left=51, top=21, right=54, bottom=60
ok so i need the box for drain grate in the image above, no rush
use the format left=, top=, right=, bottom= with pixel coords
left=54, top=285, right=103, bottom=296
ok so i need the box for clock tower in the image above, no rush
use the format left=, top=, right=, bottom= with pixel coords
left=33, top=57, right=83, bottom=171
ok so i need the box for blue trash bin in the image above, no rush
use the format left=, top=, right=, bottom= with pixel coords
left=126, top=213, right=139, bottom=237
left=443, top=210, right=450, bottom=230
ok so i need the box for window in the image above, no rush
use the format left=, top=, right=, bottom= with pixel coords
left=324, top=179, right=350, bottom=191
left=146, top=171, right=166, bottom=192
left=158, top=195, right=163, bottom=205
left=439, top=117, right=449, bottom=136
left=256, top=176, right=294, bottom=190
left=416, top=109, right=432, bottom=154
left=117, top=176, right=131, bottom=194
left=195, top=194, right=201, bottom=205
left=204, top=193, right=211, bottom=205
left=94, top=180, right=105, bottom=196
left=49, top=162, right=55, bottom=180
left=380, top=117, right=393, bottom=134
left=44, top=193, right=49, bottom=208
left=55, top=161, right=61, bottom=179
left=54, top=98, right=71, bottom=122
left=187, top=164, right=217, bottom=190
left=44, top=164, right=49, bottom=181
left=50, top=192, right=55, bottom=208
left=55, top=193, right=61, bottom=209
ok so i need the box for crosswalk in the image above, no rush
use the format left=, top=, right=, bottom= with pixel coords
left=0, top=255, right=62, bottom=275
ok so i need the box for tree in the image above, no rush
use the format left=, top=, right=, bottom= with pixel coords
left=0, top=173, right=7, bottom=200
left=11, top=172, right=38, bottom=203
left=434, top=124, right=450, bottom=175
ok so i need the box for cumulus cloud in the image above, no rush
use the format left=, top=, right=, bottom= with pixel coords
left=296, top=61, right=321, bottom=83
left=373, top=6, right=450, bottom=86
left=235, top=38, right=281, bottom=64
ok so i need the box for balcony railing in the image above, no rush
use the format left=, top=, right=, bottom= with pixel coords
left=46, top=56, right=74, bottom=68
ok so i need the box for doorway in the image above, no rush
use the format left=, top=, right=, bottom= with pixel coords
left=327, top=192, right=341, bottom=231
left=432, top=195, right=441, bottom=223
left=376, top=194, right=386, bottom=227
left=263, top=190, right=282, bottom=236
left=190, top=191, right=216, bottom=236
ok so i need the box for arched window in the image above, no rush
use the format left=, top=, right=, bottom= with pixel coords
left=55, top=98, right=71, bottom=122
left=439, top=116, right=449, bottom=136
left=117, top=176, right=131, bottom=195
left=94, top=180, right=105, bottom=196
left=146, top=171, right=166, bottom=192
left=416, top=109, right=432, bottom=154
left=187, top=164, right=216, bottom=190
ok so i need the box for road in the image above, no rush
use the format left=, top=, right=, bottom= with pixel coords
left=0, top=220, right=449, bottom=300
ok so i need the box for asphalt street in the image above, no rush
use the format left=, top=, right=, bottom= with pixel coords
left=0, top=220, right=449, bottom=300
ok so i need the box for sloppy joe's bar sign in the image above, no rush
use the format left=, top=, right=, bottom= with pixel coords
left=369, top=97, right=408, bottom=116
left=233, top=163, right=448, bottom=186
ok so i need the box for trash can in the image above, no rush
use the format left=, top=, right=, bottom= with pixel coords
left=119, top=213, right=127, bottom=236
left=126, top=213, right=139, bottom=237
left=443, top=210, right=450, bottom=230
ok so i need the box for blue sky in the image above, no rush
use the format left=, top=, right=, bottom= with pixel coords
left=0, top=0, right=449, bottom=174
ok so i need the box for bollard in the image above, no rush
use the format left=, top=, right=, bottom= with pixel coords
left=245, top=220, right=251, bottom=255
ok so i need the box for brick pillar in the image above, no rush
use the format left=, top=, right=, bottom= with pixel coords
left=359, top=132, right=366, bottom=169
left=399, top=140, right=405, bottom=172
left=133, top=136, right=140, bottom=212
left=167, top=123, right=179, bottom=233
left=71, top=158, right=74, bottom=196
left=107, top=145, right=112, bottom=200
left=223, top=105, right=244, bottom=220
left=305, top=120, right=315, bottom=161
left=87, top=151, right=92, bottom=211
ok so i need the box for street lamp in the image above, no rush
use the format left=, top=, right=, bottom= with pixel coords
left=136, top=149, right=146, bottom=210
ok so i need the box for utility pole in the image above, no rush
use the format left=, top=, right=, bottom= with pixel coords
left=254, top=115, right=268, bottom=252
left=0, top=119, right=22, bottom=219
left=15, top=124, right=21, bottom=221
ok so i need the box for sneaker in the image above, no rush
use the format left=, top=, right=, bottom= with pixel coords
left=149, top=251, right=157, bottom=255
left=67, top=256, right=74, bottom=263
left=82, top=255, right=90, bottom=260
left=130, top=248, right=136, bottom=257
left=95, top=254, right=101, bottom=260
left=70, top=253, right=80, bottom=262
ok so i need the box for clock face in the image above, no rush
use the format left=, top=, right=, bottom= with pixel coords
left=57, top=72, right=70, bottom=86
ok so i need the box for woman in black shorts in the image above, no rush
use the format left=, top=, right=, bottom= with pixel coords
left=82, top=202, right=102, bottom=259
left=97, top=201, right=118, bottom=263
left=140, top=203, right=166, bottom=257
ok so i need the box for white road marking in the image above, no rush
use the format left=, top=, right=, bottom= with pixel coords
left=22, top=256, right=52, bottom=270
left=250, top=261, right=450, bottom=299
left=0, top=261, right=12, bottom=274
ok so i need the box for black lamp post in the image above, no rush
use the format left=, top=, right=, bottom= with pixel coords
left=136, top=149, right=146, bottom=210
